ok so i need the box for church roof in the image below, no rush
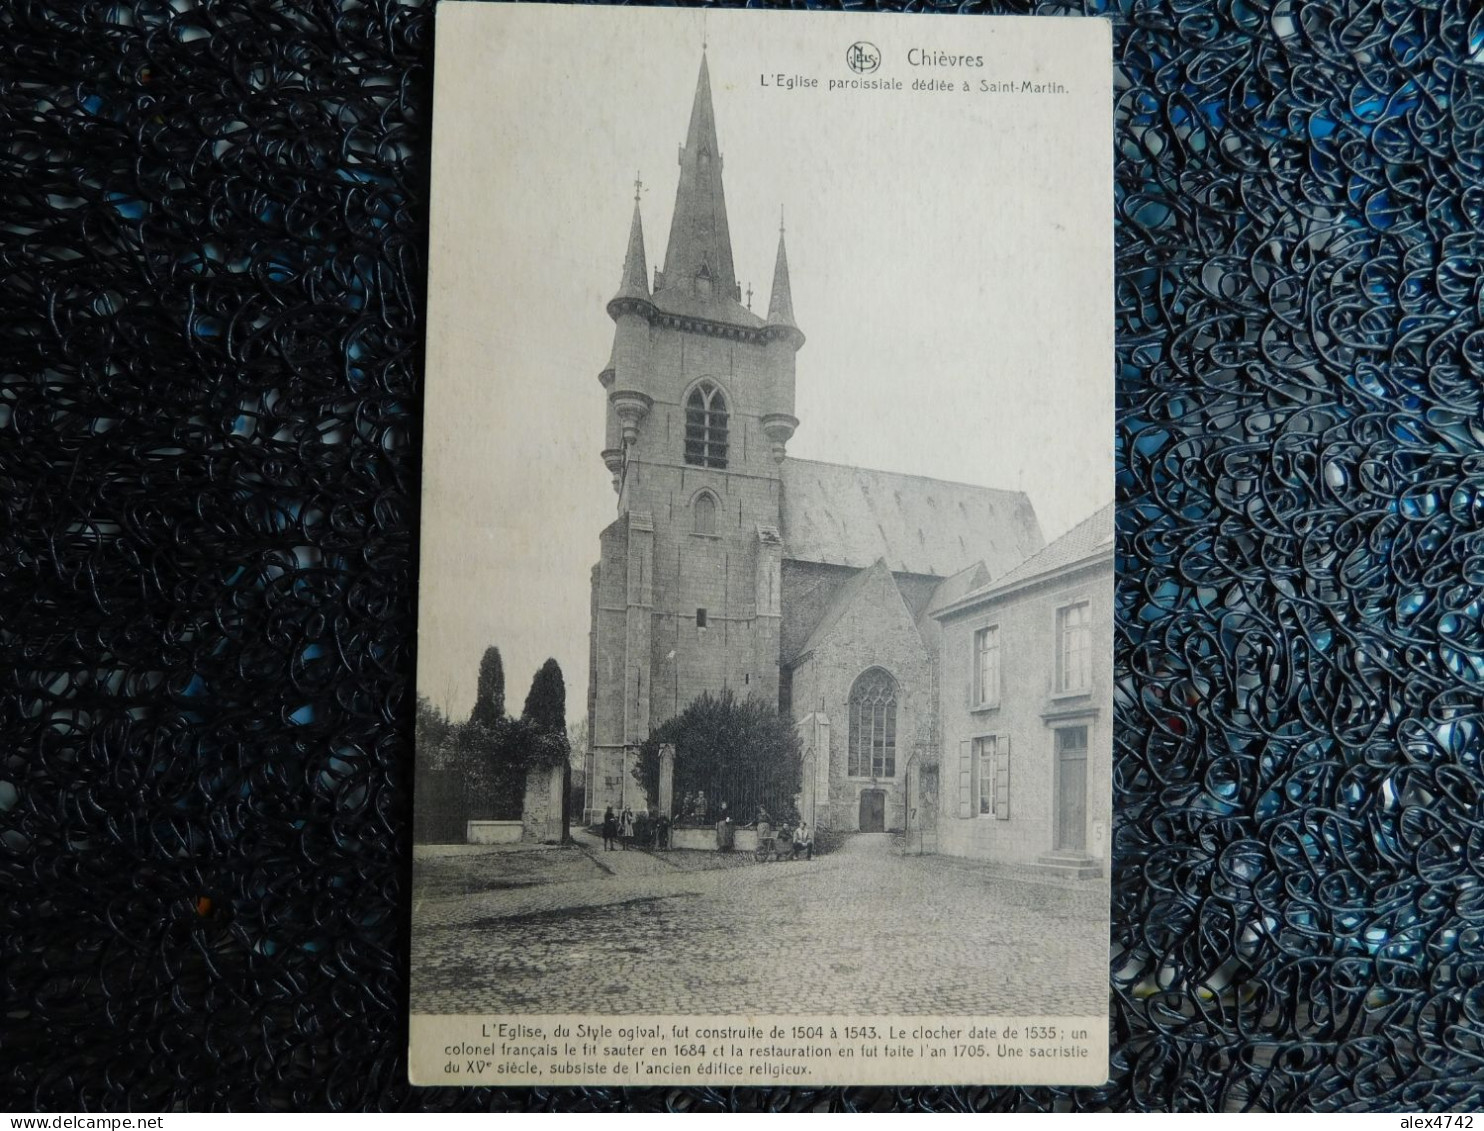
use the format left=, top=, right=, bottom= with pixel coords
left=948, top=501, right=1114, bottom=609
left=780, top=458, right=1045, bottom=578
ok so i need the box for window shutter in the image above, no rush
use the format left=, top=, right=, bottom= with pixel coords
left=995, top=736, right=1011, bottom=820
left=957, top=739, right=972, bottom=819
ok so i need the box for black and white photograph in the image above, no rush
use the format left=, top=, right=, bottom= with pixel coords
left=410, top=3, right=1113, bottom=1087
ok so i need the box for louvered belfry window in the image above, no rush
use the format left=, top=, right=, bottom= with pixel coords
left=684, top=382, right=728, bottom=468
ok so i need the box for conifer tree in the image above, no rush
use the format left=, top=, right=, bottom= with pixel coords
left=521, top=658, right=566, bottom=734
left=469, top=646, right=505, bottom=729
left=512, top=659, right=570, bottom=772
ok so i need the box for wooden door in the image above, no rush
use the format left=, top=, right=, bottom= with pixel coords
left=1055, top=727, right=1088, bottom=852
left=859, top=789, right=885, bottom=832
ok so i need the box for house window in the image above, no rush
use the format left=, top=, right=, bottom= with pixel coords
left=976, top=736, right=996, bottom=816
left=847, top=667, right=897, bottom=778
left=684, top=382, right=728, bottom=468
left=962, top=736, right=1011, bottom=820
left=974, top=625, right=1000, bottom=706
left=693, top=492, right=717, bottom=535
left=1056, top=601, right=1092, bottom=693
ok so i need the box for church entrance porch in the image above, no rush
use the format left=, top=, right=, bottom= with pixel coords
left=858, top=789, right=886, bottom=833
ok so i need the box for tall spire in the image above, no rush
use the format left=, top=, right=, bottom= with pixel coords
left=659, top=54, right=737, bottom=303
left=612, top=186, right=650, bottom=306
left=766, top=220, right=796, bottom=329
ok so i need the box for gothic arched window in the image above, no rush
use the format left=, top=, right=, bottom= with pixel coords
left=684, top=382, right=728, bottom=469
left=848, top=667, right=898, bottom=779
left=693, top=492, right=717, bottom=535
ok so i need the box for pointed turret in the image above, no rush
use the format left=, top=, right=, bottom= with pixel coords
left=766, top=227, right=797, bottom=331
left=611, top=197, right=650, bottom=306
left=605, top=186, right=654, bottom=469
left=658, top=55, right=739, bottom=306
left=761, top=217, right=802, bottom=463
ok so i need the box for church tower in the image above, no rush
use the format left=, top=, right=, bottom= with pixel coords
left=585, top=55, right=804, bottom=817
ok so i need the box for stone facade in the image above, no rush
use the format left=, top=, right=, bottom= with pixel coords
left=933, top=505, right=1115, bottom=876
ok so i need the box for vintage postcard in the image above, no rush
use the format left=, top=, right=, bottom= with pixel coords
left=411, top=2, right=1113, bottom=1087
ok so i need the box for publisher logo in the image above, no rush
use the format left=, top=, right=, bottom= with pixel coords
left=845, top=42, right=881, bottom=74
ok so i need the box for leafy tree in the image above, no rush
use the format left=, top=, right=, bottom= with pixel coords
left=469, top=646, right=506, bottom=729
left=460, top=717, right=522, bottom=820
left=635, top=691, right=801, bottom=823
left=414, top=695, right=455, bottom=764
left=413, top=696, right=463, bottom=841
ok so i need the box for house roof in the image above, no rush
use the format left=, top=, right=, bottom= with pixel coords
left=942, top=501, right=1114, bottom=613
left=780, top=458, right=1044, bottom=578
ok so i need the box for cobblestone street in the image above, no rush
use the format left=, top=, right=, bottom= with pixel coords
left=411, top=834, right=1107, bottom=1016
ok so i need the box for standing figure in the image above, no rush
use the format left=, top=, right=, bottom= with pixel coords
left=602, top=806, right=618, bottom=851
left=620, top=805, right=635, bottom=849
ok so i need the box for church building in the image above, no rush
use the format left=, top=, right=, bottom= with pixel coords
left=583, top=57, right=1045, bottom=832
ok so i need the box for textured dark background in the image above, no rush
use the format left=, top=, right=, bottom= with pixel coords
left=4, top=0, right=1484, bottom=1113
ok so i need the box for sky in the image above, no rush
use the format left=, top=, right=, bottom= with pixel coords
left=417, top=5, right=1113, bottom=723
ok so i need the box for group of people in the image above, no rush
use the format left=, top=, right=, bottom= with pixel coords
left=598, top=803, right=812, bottom=859
left=600, top=805, right=671, bottom=851
left=753, top=807, right=812, bottom=860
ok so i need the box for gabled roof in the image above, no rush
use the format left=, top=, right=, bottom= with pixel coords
left=790, top=558, right=927, bottom=666
left=791, top=558, right=890, bottom=663
left=940, top=502, right=1113, bottom=615
left=780, top=458, right=1044, bottom=578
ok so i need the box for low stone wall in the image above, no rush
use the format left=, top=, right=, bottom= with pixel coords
left=466, top=820, right=523, bottom=845
left=671, top=827, right=758, bottom=852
